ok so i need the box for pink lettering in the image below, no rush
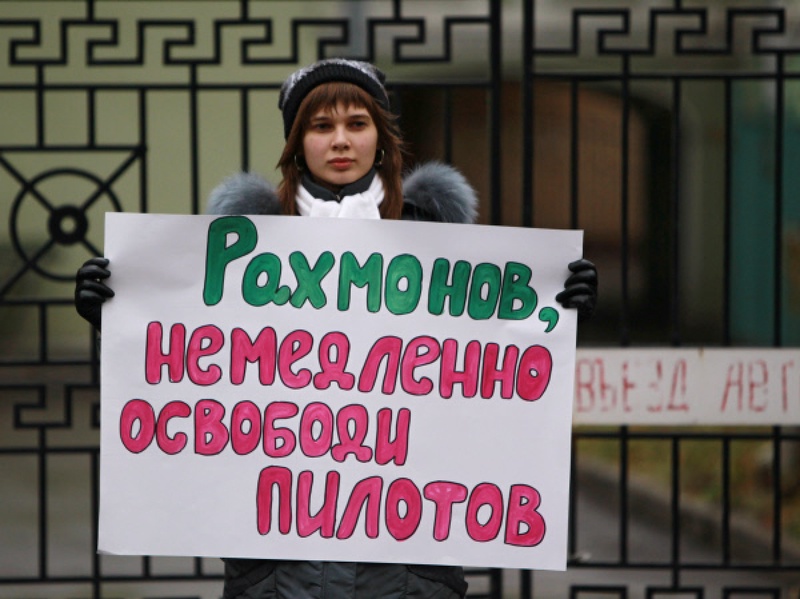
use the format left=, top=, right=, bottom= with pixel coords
left=278, top=330, right=313, bottom=388
left=424, top=481, right=468, bottom=541
left=336, top=476, right=383, bottom=539
left=385, top=478, right=422, bottom=541
left=481, top=344, right=518, bottom=399
left=516, top=345, right=552, bottom=401
left=439, top=339, right=480, bottom=399
left=263, top=401, right=299, bottom=457
left=668, top=359, right=688, bottom=411
left=156, top=400, right=190, bottom=454
left=145, top=322, right=185, bottom=384
left=358, top=336, right=402, bottom=393
left=748, top=360, right=768, bottom=412
left=120, top=399, right=155, bottom=453
left=574, top=358, right=597, bottom=412
left=299, top=402, right=334, bottom=458
left=401, top=336, right=441, bottom=395
left=374, top=408, right=410, bottom=466
left=194, top=399, right=229, bottom=455
left=314, top=332, right=355, bottom=390
left=256, top=466, right=293, bottom=535
left=646, top=359, right=664, bottom=412
left=505, top=484, right=545, bottom=546
left=186, top=325, right=224, bottom=385
left=230, top=327, right=276, bottom=385
left=620, top=361, right=635, bottom=412
left=231, top=401, right=261, bottom=455
left=296, top=470, right=339, bottom=538
left=466, top=483, right=503, bottom=542
left=721, top=362, right=743, bottom=412
left=331, top=404, right=372, bottom=462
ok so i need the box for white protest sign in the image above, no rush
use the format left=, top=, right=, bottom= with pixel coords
left=573, top=348, right=800, bottom=425
left=99, top=212, right=582, bottom=571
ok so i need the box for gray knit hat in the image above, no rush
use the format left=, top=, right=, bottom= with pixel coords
left=278, top=58, right=390, bottom=139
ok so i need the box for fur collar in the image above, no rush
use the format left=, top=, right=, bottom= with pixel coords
left=206, top=172, right=281, bottom=216
left=206, top=161, right=478, bottom=224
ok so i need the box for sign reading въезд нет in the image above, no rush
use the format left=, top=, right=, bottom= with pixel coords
left=98, top=212, right=582, bottom=571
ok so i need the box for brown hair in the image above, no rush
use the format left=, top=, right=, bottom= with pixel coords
left=276, top=81, right=405, bottom=220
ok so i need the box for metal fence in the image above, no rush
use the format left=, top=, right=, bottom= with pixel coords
left=1, top=0, right=799, bottom=597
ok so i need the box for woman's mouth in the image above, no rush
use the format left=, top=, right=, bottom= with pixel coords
left=329, top=158, right=353, bottom=169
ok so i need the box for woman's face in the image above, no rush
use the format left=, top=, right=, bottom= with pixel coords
left=302, top=102, right=379, bottom=191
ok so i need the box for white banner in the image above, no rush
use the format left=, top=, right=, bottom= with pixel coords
left=573, top=348, right=800, bottom=425
left=99, top=212, right=582, bottom=571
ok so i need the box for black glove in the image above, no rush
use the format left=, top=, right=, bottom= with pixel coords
left=75, top=257, right=114, bottom=331
left=555, top=258, right=597, bottom=322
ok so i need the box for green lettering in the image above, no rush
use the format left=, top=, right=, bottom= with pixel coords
left=428, top=258, right=471, bottom=316
left=203, top=216, right=257, bottom=306
left=467, top=263, right=501, bottom=320
left=338, top=252, right=383, bottom=312
left=498, top=262, right=537, bottom=320
left=289, top=251, right=334, bottom=309
left=242, top=253, right=291, bottom=307
left=385, top=254, right=422, bottom=315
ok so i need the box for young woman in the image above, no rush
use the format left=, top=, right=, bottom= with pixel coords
left=76, top=58, right=597, bottom=599
left=203, top=58, right=483, bottom=226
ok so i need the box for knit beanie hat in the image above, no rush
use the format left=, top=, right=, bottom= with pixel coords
left=278, top=58, right=390, bottom=139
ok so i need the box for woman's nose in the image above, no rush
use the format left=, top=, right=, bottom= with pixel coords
left=331, top=125, right=349, bottom=148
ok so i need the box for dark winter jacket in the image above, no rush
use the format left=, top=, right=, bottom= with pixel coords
left=206, top=162, right=478, bottom=599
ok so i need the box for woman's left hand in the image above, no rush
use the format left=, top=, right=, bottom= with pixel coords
left=555, top=258, right=597, bottom=322
left=75, top=257, right=114, bottom=331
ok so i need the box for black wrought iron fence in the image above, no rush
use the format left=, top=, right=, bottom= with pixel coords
left=1, top=0, right=799, bottom=597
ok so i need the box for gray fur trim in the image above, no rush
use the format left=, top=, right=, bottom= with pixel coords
left=206, top=172, right=281, bottom=216
left=402, top=162, right=478, bottom=224
left=205, top=163, right=479, bottom=223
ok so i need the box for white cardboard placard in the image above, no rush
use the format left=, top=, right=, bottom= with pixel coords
left=98, top=212, right=582, bottom=571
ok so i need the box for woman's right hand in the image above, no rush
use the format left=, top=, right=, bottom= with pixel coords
left=75, top=257, right=114, bottom=332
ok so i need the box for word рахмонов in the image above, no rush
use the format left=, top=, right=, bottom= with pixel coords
left=202, top=215, right=547, bottom=321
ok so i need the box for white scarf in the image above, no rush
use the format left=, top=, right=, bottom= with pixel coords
left=296, top=174, right=384, bottom=219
